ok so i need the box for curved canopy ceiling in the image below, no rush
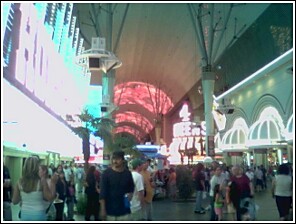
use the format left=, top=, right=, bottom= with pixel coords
left=113, top=81, right=173, bottom=139
left=114, top=126, right=142, bottom=142
left=74, top=3, right=270, bottom=140
left=114, top=81, right=174, bottom=115
left=115, top=111, right=154, bottom=133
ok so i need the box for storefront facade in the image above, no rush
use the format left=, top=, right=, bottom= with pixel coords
left=215, top=49, right=293, bottom=167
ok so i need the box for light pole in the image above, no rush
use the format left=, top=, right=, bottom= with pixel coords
left=75, top=37, right=122, bottom=166
left=201, top=65, right=215, bottom=157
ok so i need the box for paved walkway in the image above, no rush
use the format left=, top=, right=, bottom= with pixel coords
left=10, top=186, right=293, bottom=222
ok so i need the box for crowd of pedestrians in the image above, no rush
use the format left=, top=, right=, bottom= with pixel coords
left=2, top=153, right=293, bottom=221
left=3, top=157, right=84, bottom=221
left=190, top=161, right=293, bottom=221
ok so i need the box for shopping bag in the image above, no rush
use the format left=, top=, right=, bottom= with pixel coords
left=240, top=197, right=256, bottom=221
left=46, top=202, right=56, bottom=221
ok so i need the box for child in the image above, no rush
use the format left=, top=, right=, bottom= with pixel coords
left=214, top=184, right=224, bottom=221
left=225, top=181, right=238, bottom=221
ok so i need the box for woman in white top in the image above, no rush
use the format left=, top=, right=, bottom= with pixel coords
left=12, top=156, right=58, bottom=221
left=271, top=164, right=292, bottom=221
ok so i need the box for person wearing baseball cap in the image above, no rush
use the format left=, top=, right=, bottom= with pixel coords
left=130, top=158, right=144, bottom=170
left=130, top=158, right=145, bottom=221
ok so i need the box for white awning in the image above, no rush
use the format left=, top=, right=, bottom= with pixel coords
left=284, top=115, right=293, bottom=143
left=221, top=119, right=248, bottom=151
left=247, top=108, right=286, bottom=148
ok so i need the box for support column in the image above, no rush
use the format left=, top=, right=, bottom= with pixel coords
left=102, top=70, right=115, bottom=166
left=246, top=152, right=251, bottom=167
left=287, top=144, right=293, bottom=163
left=201, top=65, right=215, bottom=157
left=102, top=3, right=115, bottom=166
left=277, top=148, right=282, bottom=165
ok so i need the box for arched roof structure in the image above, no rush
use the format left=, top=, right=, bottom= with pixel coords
left=114, top=126, right=142, bottom=142
left=114, top=81, right=174, bottom=114
left=114, top=111, right=153, bottom=133
left=116, top=121, right=147, bottom=138
left=114, top=104, right=155, bottom=126
left=113, top=81, right=174, bottom=139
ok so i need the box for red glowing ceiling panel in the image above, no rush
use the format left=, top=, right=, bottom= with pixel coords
left=115, top=112, right=153, bottom=133
left=114, top=81, right=174, bottom=115
left=114, top=126, right=141, bottom=141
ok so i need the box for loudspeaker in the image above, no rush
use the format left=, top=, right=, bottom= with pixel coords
left=89, top=58, right=100, bottom=69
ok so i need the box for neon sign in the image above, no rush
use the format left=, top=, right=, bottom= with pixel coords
left=11, top=3, right=88, bottom=117
left=173, top=103, right=206, bottom=138
left=168, top=103, right=207, bottom=164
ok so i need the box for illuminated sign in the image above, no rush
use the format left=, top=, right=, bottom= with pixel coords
left=9, top=3, right=88, bottom=118
left=168, top=103, right=207, bottom=164
left=173, top=103, right=206, bottom=138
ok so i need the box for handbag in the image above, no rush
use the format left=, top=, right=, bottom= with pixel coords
left=46, top=202, right=56, bottom=221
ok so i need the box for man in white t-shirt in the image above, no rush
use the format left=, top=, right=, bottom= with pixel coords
left=130, top=158, right=145, bottom=221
